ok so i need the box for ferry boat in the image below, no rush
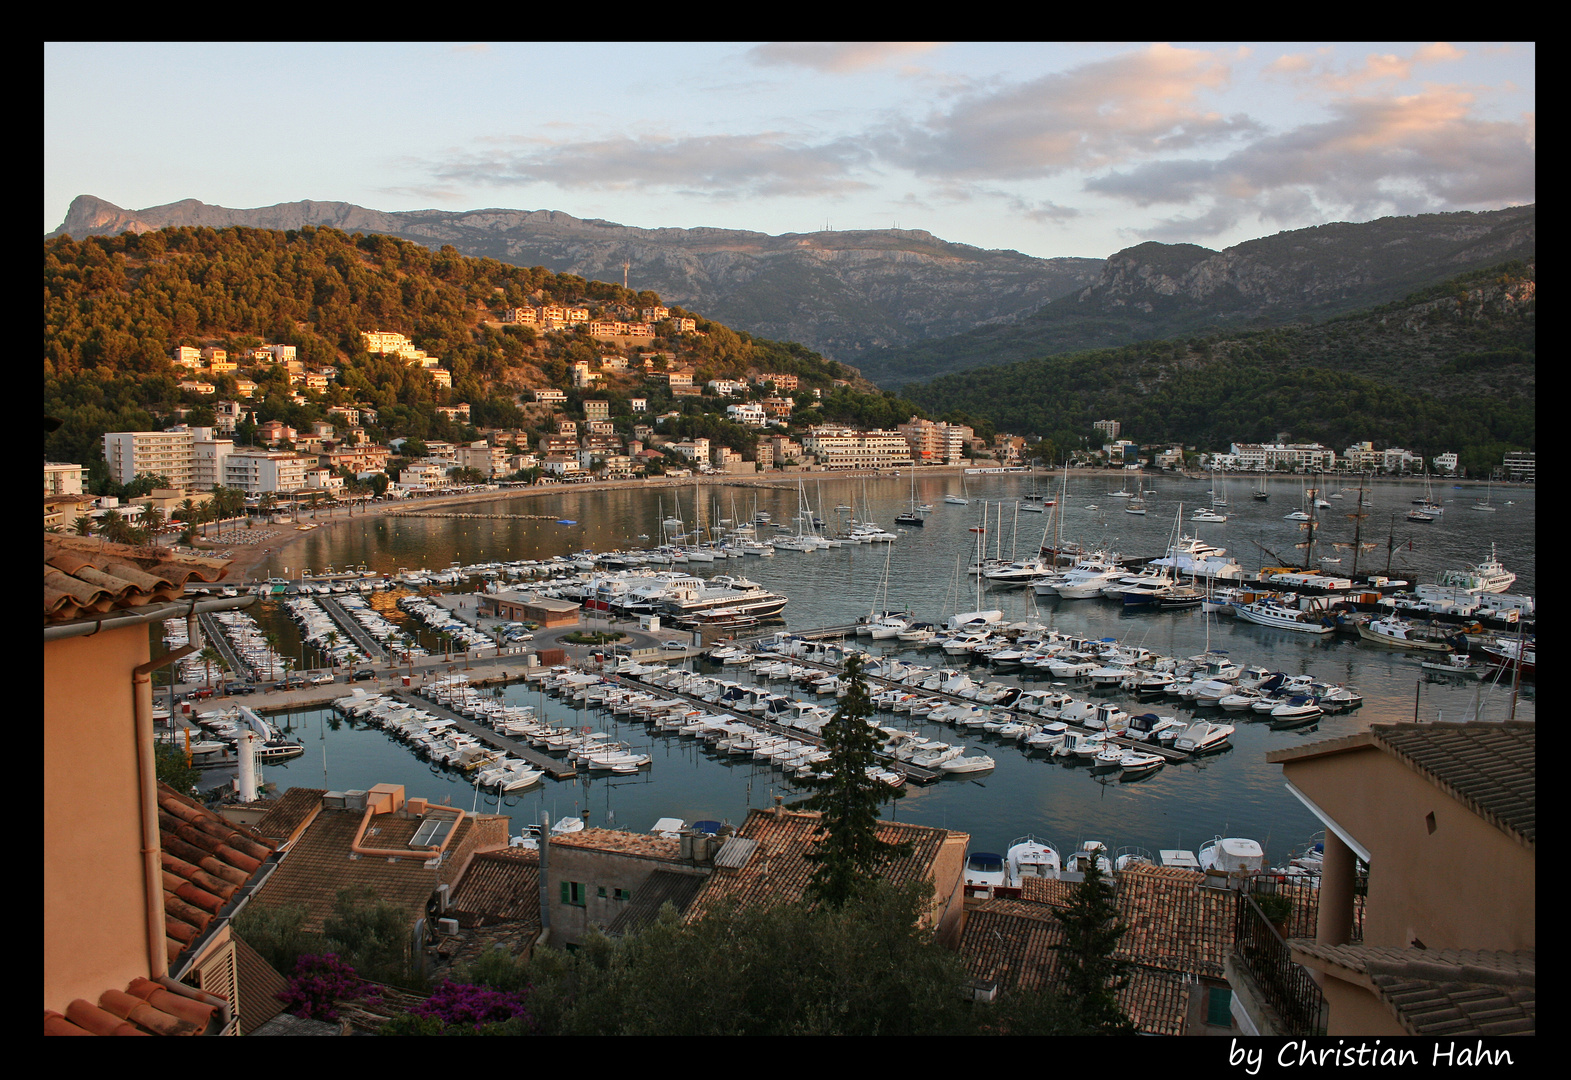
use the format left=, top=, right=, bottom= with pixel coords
left=1435, top=544, right=1517, bottom=595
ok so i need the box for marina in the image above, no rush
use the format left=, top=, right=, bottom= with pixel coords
left=167, top=471, right=1533, bottom=868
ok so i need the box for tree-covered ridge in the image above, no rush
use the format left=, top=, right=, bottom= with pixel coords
left=859, top=205, right=1536, bottom=388
left=42, top=225, right=870, bottom=472
left=901, top=261, right=1534, bottom=476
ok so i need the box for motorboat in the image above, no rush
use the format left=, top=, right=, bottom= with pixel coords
left=1197, top=836, right=1267, bottom=884
left=1065, top=840, right=1112, bottom=876
left=1119, top=751, right=1165, bottom=777
left=1435, top=544, right=1516, bottom=595
left=1235, top=597, right=1336, bottom=635
left=1006, top=836, right=1062, bottom=885
left=964, top=850, right=1007, bottom=889
left=1174, top=720, right=1234, bottom=755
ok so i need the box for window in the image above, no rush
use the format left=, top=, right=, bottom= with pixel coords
left=560, top=880, right=587, bottom=907
left=597, top=886, right=607, bottom=900
left=1206, top=986, right=1234, bottom=1027
left=614, top=888, right=631, bottom=902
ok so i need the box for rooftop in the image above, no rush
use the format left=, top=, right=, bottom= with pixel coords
left=44, top=533, right=231, bottom=624
left=549, top=828, right=682, bottom=860
left=687, top=808, right=962, bottom=917
left=248, top=798, right=503, bottom=932
left=960, top=864, right=1242, bottom=1036
left=1289, top=942, right=1535, bottom=1036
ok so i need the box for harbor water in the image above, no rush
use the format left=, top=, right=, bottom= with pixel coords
left=236, top=472, right=1535, bottom=866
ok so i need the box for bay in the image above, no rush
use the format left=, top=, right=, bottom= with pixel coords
left=249, top=472, right=1534, bottom=867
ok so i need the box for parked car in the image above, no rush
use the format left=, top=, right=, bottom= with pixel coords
left=662, top=640, right=689, bottom=651
left=310, top=673, right=335, bottom=685
left=350, top=669, right=377, bottom=682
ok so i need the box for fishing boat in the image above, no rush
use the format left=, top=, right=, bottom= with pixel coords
left=1356, top=615, right=1457, bottom=652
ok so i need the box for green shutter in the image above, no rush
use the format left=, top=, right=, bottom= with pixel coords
left=560, top=880, right=568, bottom=904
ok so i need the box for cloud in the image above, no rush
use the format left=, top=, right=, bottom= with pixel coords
left=876, top=43, right=1257, bottom=181
left=1270, top=42, right=1469, bottom=94
left=428, top=132, right=875, bottom=199
left=746, top=42, right=943, bottom=73
left=1087, top=84, right=1535, bottom=235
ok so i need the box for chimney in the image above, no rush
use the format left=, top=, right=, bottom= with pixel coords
left=772, top=794, right=784, bottom=818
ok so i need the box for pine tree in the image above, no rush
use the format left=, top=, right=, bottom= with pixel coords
left=1051, top=854, right=1136, bottom=1033
left=798, top=654, right=910, bottom=906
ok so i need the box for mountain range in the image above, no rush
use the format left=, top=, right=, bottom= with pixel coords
left=50, top=195, right=1100, bottom=365
left=52, top=196, right=1536, bottom=390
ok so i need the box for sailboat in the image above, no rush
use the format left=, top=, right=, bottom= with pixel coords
left=895, top=471, right=925, bottom=526
left=945, top=474, right=969, bottom=505
left=1472, top=479, right=1499, bottom=512
left=1124, top=476, right=1147, bottom=515
left=1253, top=472, right=1269, bottom=501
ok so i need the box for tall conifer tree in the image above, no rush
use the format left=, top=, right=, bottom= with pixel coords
left=799, top=654, right=910, bottom=906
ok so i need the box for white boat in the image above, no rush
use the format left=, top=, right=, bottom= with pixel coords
left=964, top=850, right=1007, bottom=889
left=1174, top=720, right=1234, bottom=754
left=1357, top=616, right=1456, bottom=652
left=1235, top=597, right=1336, bottom=635
left=1197, top=836, right=1266, bottom=883
left=1119, top=751, right=1165, bottom=777
left=1435, top=544, right=1516, bottom=595
left=1006, top=836, right=1062, bottom=885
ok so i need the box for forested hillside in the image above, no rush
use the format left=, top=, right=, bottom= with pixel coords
left=901, top=261, right=1535, bottom=476
left=43, top=225, right=882, bottom=476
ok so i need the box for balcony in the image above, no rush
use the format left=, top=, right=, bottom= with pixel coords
left=1227, top=879, right=1346, bottom=1037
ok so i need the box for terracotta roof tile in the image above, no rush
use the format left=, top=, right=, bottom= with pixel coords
left=1267, top=721, right=1536, bottom=847
left=960, top=864, right=1246, bottom=1035
left=155, top=783, right=278, bottom=969
left=44, top=979, right=220, bottom=1037
left=1289, top=943, right=1535, bottom=1036
left=43, top=533, right=231, bottom=624
left=251, top=787, right=326, bottom=844
left=687, top=809, right=961, bottom=918
left=447, top=847, right=542, bottom=928
left=549, top=828, right=681, bottom=860
left=248, top=800, right=504, bottom=933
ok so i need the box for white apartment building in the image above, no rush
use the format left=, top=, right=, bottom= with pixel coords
left=191, top=429, right=235, bottom=491
left=670, top=438, right=711, bottom=466
left=803, top=427, right=915, bottom=470
left=1229, top=442, right=1337, bottom=471
left=726, top=403, right=768, bottom=426
left=533, top=389, right=567, bottom=404
left=1343, top=442, right=1420, bottom=473
left=1432, top=452, right=1459, bottom=475
left=222, top=448, right=308, bottom=495
left=103, top=430, right=196, bottom=489
left=171, top=346, right=202, bottom=369
left=399, top=462, right=449, bottom=489
left=44, top=462, right=85, bottom=497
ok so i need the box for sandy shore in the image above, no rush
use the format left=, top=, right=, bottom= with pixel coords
left=191, top=467, right=1515, bottom=584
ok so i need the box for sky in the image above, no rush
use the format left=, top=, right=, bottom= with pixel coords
left=44, top=42, right=1535, bottom=260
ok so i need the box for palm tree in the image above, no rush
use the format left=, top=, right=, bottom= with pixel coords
left=325, top=630, right=340, bottom=670
left=264, top=630, right=283, bottom=680
left=73, top=514, right=95, bottom=536
left=198, top=646, right=223, bottom=690
left=96, top=509, right=136, bottom=545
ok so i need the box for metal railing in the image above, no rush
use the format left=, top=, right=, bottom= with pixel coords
left=1233, top=889, right=1329, bottom=1036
